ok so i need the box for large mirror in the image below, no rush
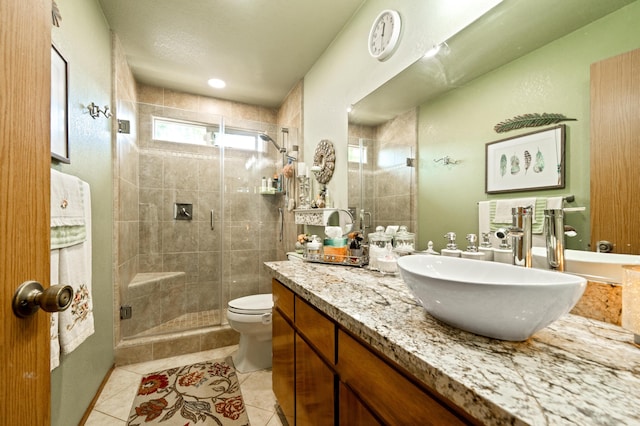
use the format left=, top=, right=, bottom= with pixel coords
left=348, top=0, right=636, bottom=252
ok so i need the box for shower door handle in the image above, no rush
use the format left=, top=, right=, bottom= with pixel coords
left=210, top=209, right=215, bottom=230
left=279, top=208, right=284, bottom=242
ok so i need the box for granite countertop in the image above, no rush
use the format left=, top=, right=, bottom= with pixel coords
left=265, top=260, right=640, bottom=425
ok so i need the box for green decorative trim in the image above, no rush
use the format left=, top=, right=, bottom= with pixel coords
left=494, top=113, right=576, bottom=133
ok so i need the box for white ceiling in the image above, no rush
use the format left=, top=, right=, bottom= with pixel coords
left=98, top=0, right=366, bottom=108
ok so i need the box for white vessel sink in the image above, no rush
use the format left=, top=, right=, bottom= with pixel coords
left=532, top=247, right=640, bottom=284
left=397, top=255, right=586, bottom=341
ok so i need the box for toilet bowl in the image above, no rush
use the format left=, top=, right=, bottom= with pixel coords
left=227, top=294, right=273, bottom=373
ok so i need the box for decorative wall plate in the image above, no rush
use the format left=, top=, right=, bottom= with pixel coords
left=313, top=139, right=335, bottom=184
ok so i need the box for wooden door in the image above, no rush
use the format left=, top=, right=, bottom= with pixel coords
left=590, top=48, right=640, bottom=254
left=0, top=0, right=52, bottom=424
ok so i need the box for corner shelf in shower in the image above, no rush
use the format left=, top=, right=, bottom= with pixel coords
left=259, top=188, right=283, bottom=195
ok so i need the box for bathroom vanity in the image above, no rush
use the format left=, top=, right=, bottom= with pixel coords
left=265, top=260, right=640, bottom=425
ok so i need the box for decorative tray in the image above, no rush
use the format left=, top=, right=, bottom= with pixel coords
left=302, top=248, right=369, bottom=268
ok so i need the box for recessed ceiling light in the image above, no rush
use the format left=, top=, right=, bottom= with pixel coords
left=207, top=78, right=226, bottom=89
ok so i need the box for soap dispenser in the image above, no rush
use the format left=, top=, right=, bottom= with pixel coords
left=493, top=228, right=512, bottom=264
left=461, top=234, right=485, bottom=260
left=441, top=232, right=462, bottom=257
left=478, top=232, right=494, bottom=261
left=305, top=235, right=323, bottom=261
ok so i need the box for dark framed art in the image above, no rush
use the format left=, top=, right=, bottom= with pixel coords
left=51, top=44, right=70, bottom=163
left=485, top=125, right=565, bottom=194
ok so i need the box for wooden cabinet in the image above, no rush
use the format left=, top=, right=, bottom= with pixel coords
left=272, top=278, right=472, bottom=425
left=272, top=280, right=295, bottom=424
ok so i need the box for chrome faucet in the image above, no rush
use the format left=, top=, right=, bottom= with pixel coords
left=508, top=206, right=533, bottom=267
left=544, top=209, right=565, bottom=271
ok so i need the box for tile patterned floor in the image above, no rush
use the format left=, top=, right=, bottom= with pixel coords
left=85, top=345, right=283, bottom=425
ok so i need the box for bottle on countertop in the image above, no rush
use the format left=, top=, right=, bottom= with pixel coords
left=478, top=232, right=494, bottom=261
left=441, top=232, right=462, bottom=257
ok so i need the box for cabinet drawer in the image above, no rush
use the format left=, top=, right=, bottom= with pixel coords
left=338, top=330, right=468, bottom=425
left=295, top=297, right=336, bottom=364
left=272, top=279, right=294, bottom=320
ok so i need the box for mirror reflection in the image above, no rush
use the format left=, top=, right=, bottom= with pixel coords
left=348, top=109, right=417, bottom=239
left=348, top=0, right=639, bottom=255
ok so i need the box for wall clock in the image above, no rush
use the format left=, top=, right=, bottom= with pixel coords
left=368, top=9, right=402, bottom=61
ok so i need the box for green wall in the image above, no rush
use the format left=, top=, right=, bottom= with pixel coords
left=418, top=1, right=640, bottom=251
left=50, top=0, right=114, bottom=424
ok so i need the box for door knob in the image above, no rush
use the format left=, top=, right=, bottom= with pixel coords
left=12, top=280, right=73, bottom=318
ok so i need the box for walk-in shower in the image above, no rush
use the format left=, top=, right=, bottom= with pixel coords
left=115, top=101, right=293, bottom=362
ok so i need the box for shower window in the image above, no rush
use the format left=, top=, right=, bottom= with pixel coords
left=152, top=116, right=212, bottom=145
left=348, top=144, right=368, bottom=163
left=152, top=116, right=267, bottom=152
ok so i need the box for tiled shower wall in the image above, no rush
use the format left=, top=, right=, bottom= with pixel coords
left=348, top=108, right=418, bottom=239
left=134, top=85, right=283, bottom=315
left=373, top=108, right=418, bottom=235
left=114, top=41, right=302, bottom=345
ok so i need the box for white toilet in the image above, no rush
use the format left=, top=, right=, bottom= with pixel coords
left=227, top=294, right=273, bottom=373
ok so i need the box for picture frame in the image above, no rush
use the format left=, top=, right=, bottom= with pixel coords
left=51, top=44, right=70, bottom=163
left=485, top=124, right=565, bottom=194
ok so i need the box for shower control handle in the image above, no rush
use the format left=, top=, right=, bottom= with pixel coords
left=12, top=280, right=73, bottom=318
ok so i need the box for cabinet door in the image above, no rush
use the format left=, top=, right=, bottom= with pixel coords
left=590, top=48, right=640, bottom=254
left=339, top=382, right=383, bottom=426
left=296, top=334, right=335, bottom=425
left=272, top=308, right=295, bottom=424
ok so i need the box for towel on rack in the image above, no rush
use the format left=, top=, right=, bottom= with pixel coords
left=50, top=173, right=94, bottom=370
left=51, top=169, right=87, bottom=249
left=492, top=197, right=538, bottom=223
left=490, top=198, right=547, bottom=234
left=50, top=249, right=60, bottom=371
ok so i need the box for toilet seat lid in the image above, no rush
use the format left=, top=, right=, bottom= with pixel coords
left=228, top=294, right=273, bottom=314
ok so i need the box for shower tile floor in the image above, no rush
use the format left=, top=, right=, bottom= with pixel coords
left=85, top=345, right=283, bottom=426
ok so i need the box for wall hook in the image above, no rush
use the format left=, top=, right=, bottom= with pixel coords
left=87, top=102, right=112, bottom=119
left=434, top=156, right=460, bottom=166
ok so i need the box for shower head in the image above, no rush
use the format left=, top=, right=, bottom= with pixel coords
left=259, top=133, right=286, bottom=153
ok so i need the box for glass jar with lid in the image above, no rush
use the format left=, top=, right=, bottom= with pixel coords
left=393, top=225, right=415, bottom=254
left=368, top=226, right=392, bottom=270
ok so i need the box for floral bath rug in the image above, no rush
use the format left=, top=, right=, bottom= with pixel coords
left=127, top=357, right=250, bottom=425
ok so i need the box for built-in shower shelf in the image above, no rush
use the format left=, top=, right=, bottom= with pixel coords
left=259, top=188, right=282, bottom=195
